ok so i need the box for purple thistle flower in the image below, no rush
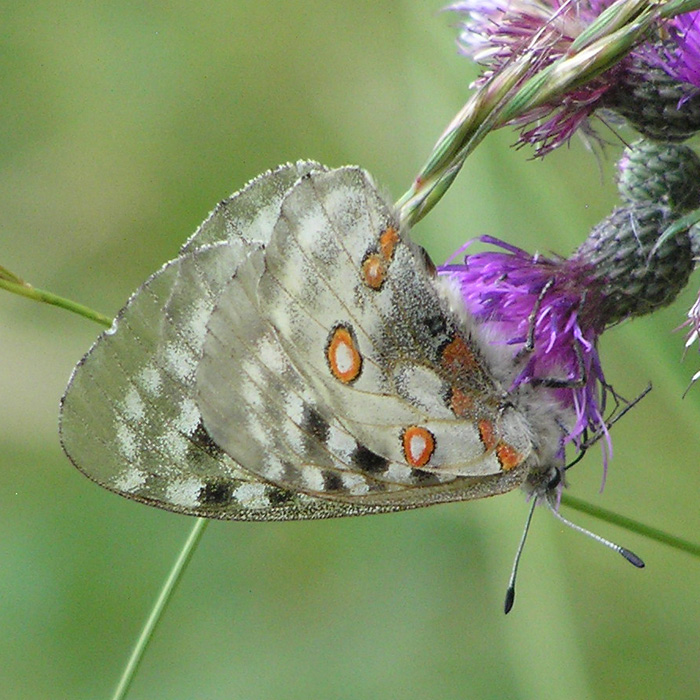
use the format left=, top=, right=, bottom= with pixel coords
left=448, top=1, right=700, bottom=153
left=656, top=11, right=700, bottom=91
left=437, top=139, right=700, bottom=473
left=438, top=236, right=612, bottom=466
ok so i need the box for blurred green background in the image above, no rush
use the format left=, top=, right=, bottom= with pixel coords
left=2, top=2, right=699, bottom=699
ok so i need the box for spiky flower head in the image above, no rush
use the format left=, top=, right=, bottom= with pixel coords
left=439, top=238, right=610, bottom=460
left=449, top=1, right=700, bottom=153
left=616, top=140, right=700, bottom=383
left=438, top=140, right=699, bottom=468
left=617, top=139, right=700, bottom=211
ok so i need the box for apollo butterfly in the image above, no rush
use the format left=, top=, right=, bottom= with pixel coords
left=60, top=161, right=643, bottom=611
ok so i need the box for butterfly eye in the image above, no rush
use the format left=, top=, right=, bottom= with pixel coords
left=547, top=467, right=562, bottom=490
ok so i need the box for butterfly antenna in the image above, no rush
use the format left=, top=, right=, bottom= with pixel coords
left=571, top=383, right=652, bottom=462
left=544, top=499, right=645, bottom=568
left=504, top=384, right=651, bottom=615
left=504, top=497, right=537, bottom=614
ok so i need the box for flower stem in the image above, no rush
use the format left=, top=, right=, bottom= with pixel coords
left=0, top=268, right=112, bottom=328
left=111, top=518, right=209, bottom=700
left=562, top=493, right=700, bottom=558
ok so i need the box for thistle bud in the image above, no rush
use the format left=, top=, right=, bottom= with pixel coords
left=617, top=140, right=700, bottom=212
left=605, top=57, right=700, bottom=142
left=574, top=205, right=695, bottom=325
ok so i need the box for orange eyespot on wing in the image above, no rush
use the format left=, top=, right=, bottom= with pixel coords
left=479, top=419, right=523, bottom=471
left=379, top=226, right=399, bottom=261
left=440, top=335, right=479, bottom=374
left=402, top=426, right=436, bottom=468
left=326, top=325, right=363, bottom=384
left=478, top=419, right=497, bottom=450
left=449, top=386, right=475, bottom=417
left=362, top=254, right=386, bottom=290
left=496, top=443, right=524, bottom=471
left=361, top=227, right=400, bottom=291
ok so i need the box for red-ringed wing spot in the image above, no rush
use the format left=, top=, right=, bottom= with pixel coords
left=440, top=335, right=479, bottom=374
left=449, top=386, right=475, bottom=417
left=478, top=419, right=497, bottom=451
left=379, top=226, right=399, bottom=261
left=326, top=325, right=362, bottom=384
left=362, top=254, right=386, bottom=290
left=402, top=426, right=436, bottom=468
left=496, top=443, right=523, bottom=471
left=361, top=227, right=400, bottom=291
left=479, top=419, right=523, bottom=471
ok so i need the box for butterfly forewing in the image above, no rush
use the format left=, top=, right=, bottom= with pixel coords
left=255, top=168, right=531, bottom=476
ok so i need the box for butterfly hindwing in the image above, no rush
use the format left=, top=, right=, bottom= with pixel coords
left=61, top=243, right=246, bottom=509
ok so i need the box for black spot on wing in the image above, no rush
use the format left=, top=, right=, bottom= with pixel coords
left=199, top=480, right=233, bottom=505
left=351, top=444, right=389, bottom=474
left=187, top=420, right=224, bottom=459
left=411, top=468, right=441, bottom=486
left=301, top=404, right=330, bottom=444
left=281, top=460, right=303, bottom=485
left=423, top=313, right=448, bottom=338
left=322, top=470, right=344, bottom=492
left=268, top=487, right=296, bottom=506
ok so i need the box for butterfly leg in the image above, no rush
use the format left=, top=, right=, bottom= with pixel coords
left=511, top=278, right=589, bottom=389
left=528, top=340, right=587, bottom=389
left=521, top=278, right=555, bottom=356
left=563, top=383, right=652, bottom=472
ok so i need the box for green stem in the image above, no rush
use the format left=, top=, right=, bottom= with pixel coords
left=111, top=518, right=209, bottom=700
left=398, top=0, right=700, bottom=227
left=1, top=264, right=213, bottom=698
left=562, top=494, right=700, bottom=558
left=0, top=275, right=112, bottom=328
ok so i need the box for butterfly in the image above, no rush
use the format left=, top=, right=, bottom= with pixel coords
left=60, top=160, right=570, bottom=518
left=60, top=162, right=642, bottom=610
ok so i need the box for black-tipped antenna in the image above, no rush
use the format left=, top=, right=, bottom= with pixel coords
left=504, top=498, right=537, bottom=614
left=682, top=370, right=699, bottom=399
left=544, top=499, right=645, bottom=568
left=504, top=384, right=650, bottom=614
